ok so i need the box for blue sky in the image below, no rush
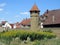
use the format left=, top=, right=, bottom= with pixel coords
left=0, top=0, right=60, bottom=23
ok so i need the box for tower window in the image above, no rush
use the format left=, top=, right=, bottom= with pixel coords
left=34, top=11, right=38, bottom=13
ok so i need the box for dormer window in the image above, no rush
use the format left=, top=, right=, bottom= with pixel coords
left=52, top=15, right=55, bottom=23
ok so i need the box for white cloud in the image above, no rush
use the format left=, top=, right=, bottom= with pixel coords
left=20, top=12, right=29, bottom=15
left=0, top=8, right=3, bottom=11
left=0, top=3, right=6, bottom=12
left=0, top=3, right=6, bottom=7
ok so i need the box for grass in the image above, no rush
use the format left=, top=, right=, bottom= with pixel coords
left=41, top=28, right=60, bottom=38
left=39, top=38, right=60, bottom=45
left=0, top=28, right=60, bottom=45
left=0, top=38, right=60, bottom=45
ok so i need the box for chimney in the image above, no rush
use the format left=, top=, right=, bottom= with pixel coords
left=46, top=9, right=49, bottom=14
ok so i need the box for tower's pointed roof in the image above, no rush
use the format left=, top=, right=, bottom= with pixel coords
left=30, top=4, right=40, bottom=12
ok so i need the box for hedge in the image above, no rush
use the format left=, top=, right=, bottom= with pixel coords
left=0, top=30, right=56, bottom=41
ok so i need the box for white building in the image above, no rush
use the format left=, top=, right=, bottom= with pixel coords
left=2, top=22, right=12, bottom=29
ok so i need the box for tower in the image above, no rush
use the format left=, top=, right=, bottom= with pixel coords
left=30, top=4, right=40, bottom=30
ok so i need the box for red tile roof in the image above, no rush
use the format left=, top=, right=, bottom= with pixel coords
left=30, top=4, right=40, bottom=12
left=15, top=22, right=21, bottom=28
left=20, top=19, right=30, bottom=25
left=10, top=24, right=14, bottom=28
left=43, top=9, right=60, bottom=25
left=15, top=22, right=20, bottom=26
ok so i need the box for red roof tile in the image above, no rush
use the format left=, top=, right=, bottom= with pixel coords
left=15, top=22, right=21, bottom=28
left=30, top=4, right=40, bottom=12
left=43, top=9, right=60, bottom=25
left=10, top=24, right=14, bottom=28
left=20, top=19, right=30, bottom=25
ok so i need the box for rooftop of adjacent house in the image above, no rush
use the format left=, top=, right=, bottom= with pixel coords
left=10, top=24, right=14, bottom=28
left=43, top=9, right=60, bottom=25
left=1, top=21, right=7, bottom=25
left=20, top=19, right=30, bottom=25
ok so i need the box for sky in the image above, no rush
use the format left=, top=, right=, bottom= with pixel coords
left=0, top=0, right=60, bottom=23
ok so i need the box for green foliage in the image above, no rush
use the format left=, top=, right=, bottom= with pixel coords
left=33, top=40, right=40, bottom=45
left=43, top=29, right=53, bottom=33
left=0, top=30, right=56, bottom=41
left=39, top=38, right=60, bottom=45
left=0, top=38, right=60, bottom=45
left=10, top=37, right=21, bottom=45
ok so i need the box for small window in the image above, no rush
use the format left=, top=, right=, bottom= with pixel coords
left=35, top=11, right=37, bottom=13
